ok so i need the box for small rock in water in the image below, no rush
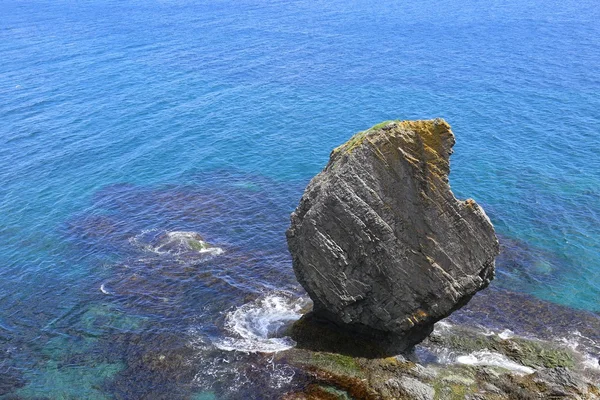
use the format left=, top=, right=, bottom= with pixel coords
left=155, top=231, right=210, bottom=253
left=287, top=119, right=499, bottom=353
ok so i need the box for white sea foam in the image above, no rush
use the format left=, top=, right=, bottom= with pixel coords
left=154, top=231, right=224, bottom=256
left=498, top=329, right=514, bottom=340
left=429, top=325, right=535, bottom=375
left=582, top=354, right=600, bottom=370
left=130, top=229, right=224, bottom=257
left=433, top=320, right=453, bottom=333
left=192, top=354, right=251, bottom=394
left=560, top=330, right=600, bottom=352
left=99, top=283, right=110, bottom=295
left=558, top=330, right=600, bottom=371
left=129, top=228, right=158, bottom=249
left=479, top=326, right=496, bottom=336
left=455, top=350, right=535, bottom=374
left=214, top=292, right=309, bottom=353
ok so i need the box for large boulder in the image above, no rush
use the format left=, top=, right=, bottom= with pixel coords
left=286, top=119, right=499, bottom=351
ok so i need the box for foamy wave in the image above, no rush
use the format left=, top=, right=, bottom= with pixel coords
left=498, top=329, right=514, bottom=340
left=99, top=283, right=111, bottom=295
left=130, top=229, right=223, bottom=257
left=433, top=347, right=534, bottom=374
left=214, top=292, right=309, bottom=353
left=429, top=324, right=535, bottom=374
left=455, top=350, right=535, bottom=374
left=558, top=331, right=600, bottom=371
left=582, top=353, right=600, bottom=370
left=265, top=354, right=296, bottom=388
left=434, top=320, right=453, bottom=332
left=432, top=325, right=600, bottom=374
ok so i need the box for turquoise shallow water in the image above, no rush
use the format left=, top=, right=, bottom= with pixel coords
left=1, top=0, right=600, bottom=397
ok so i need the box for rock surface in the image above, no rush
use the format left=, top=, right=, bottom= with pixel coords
left=278, top=323, right=600, bottom=400
left=286, top=119, right=499, bottom=350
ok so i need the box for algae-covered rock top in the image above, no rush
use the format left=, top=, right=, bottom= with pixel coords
left=287, top=119, right=500, bottom=351
left=332, top=120, right=455, bottom=181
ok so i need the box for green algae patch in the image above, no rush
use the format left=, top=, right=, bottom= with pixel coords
left=309, top=384, right=353, bottom=400
left=505, top=337, right=575, bottom=369
left=429, top=326, right=575, bottom=369
left=329, top=119, right=454, bottom=182
left=281, top=348, right=380, bottom=399
left=433, top=383, right=473, bottom=400
left=428, top=366, right=480, bottom=400
left=284, top=349, right=362, bottom=377
left=188, top=238, right=210, bottom=251
left=332, top=120, right=398, bottom=155
left=369, top=120, right=398, bottom=131
left=282, top=384, right=353, bottom=400
left=280, top=347, right=427, bottom=400
left=310, top=353, right=362, bottom=377
left=332, top=130, right=370, bottom=155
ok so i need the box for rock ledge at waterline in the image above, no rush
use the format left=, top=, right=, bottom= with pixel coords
left=286, top=119, right=499, bottom=352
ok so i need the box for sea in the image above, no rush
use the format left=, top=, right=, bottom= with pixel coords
left=1, top=0, right=599, bottom=398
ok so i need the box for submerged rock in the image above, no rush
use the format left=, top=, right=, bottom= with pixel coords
left=287, top=119, right=499, bottom=351
left=149, top=231, right=221, bottom=255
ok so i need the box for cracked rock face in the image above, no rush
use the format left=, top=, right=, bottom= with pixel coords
left=286, top=119, right=499, bottom=349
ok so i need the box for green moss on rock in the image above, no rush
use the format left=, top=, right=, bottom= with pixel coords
left=429, top=326, right=575, bottom=369
left=188, top=238, right=210, bottom=251
left=505, top=338, right=574, bottom=369
left=332, top=120, right=398, bottom=155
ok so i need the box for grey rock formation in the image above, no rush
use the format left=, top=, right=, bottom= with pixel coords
left=389, top=376, right=435, bottom=400
left=286, top=119, right=499, bottom=350
left=532, top=368, right=595, bottom=399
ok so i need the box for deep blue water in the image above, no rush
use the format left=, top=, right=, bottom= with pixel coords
left=1, top=0, right=599, bottom=397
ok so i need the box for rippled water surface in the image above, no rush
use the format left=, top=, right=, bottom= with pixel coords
left=1, top=0, right=599, bottom=397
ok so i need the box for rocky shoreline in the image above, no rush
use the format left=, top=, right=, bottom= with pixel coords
left=279, top=119, right=600, bottom=399
left=275, top=298, right=600, bottom=399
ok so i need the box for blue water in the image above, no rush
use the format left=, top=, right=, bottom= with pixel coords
left=1, top=0, right=599, bottom=397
